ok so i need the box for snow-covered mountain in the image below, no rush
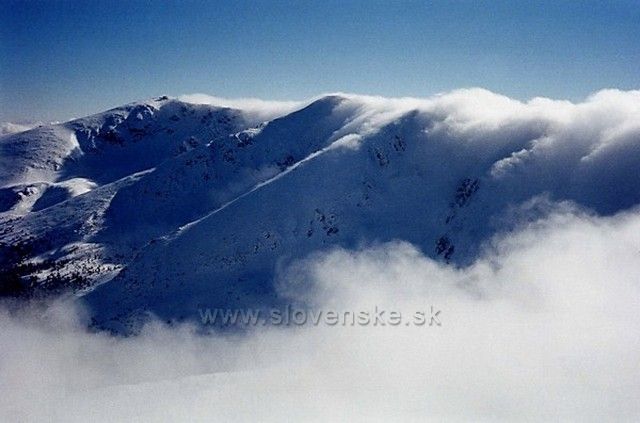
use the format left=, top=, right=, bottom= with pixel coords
left=2, top=89, right=640, bottom=332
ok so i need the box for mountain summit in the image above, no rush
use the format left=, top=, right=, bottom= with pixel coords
left=2, top=89, right=640, bottom=332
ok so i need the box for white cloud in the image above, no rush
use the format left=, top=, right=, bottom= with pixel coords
left=178, top=93, right=305, bottom=123
left=2, top=206, right=640, bottom=421
left=0, top=121, right=41, bottom=136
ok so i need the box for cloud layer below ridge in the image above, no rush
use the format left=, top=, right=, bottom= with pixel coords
left=2, top=206, right=640, bottom=421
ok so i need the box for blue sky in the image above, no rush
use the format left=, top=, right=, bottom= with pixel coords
left=1, top=0, right=639, bottom=122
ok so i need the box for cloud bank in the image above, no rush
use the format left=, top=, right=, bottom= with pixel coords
left=178, top=93, right=305, bottom=124
left=0, top=122, right=41, bottom=136
left=2, top=205, right=639, bottom=421
left=180, top=89, right=640, bottom=196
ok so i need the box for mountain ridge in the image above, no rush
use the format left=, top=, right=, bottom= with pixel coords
left=2, top=89, right=640, bottom=332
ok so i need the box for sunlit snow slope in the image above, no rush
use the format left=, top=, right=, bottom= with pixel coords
left=1, top=89, right=640, bottom=332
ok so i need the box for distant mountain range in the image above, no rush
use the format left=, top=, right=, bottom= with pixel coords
left=2, top=89, right=639, bottom=332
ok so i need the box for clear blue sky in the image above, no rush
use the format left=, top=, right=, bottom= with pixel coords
left=1, top=0, right=639, bottom=122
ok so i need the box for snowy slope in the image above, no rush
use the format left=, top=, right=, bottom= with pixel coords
left=0, top=96, right=250, bottom=211
left=0, top=96, right=260, bottom=296
left=2, top=89, right=640, bottom=331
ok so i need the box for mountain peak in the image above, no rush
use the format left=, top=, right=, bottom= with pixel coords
left=2, top=89, right=640, bottom=332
